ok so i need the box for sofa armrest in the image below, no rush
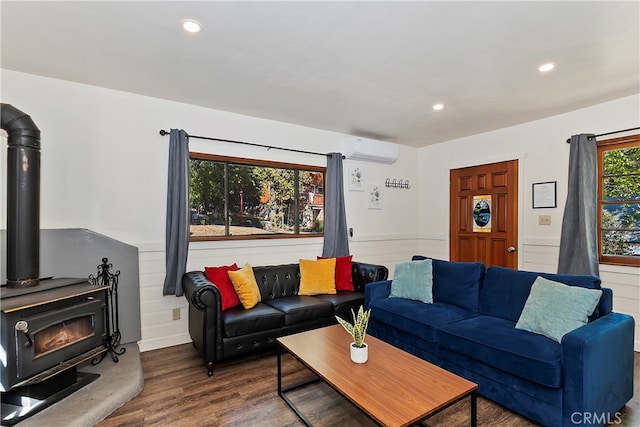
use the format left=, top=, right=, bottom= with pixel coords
left=561, top=312, right=635, bottom=427
left=352, top=262, right=389, bottom=292
left=183, top=271, right=222, bottom=310
left=182, top=271, right=224, bottom=375
left=364, top=280, right=392, bottom=309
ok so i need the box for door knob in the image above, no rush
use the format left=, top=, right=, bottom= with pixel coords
left=507, top=246, right=516, bottom=253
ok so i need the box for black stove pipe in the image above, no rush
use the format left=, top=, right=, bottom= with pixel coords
left=1, top=103, right=40, bottom=288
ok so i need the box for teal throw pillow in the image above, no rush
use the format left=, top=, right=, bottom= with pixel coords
left=515, top=276, right=602, bottom=343
left=389, top=259, right=433, bottom=304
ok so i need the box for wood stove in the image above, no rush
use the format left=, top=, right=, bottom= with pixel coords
left=1, top=279, right=110, bottom=425
left=0, top=104, right=110, bottom=425
left=1, top=279, right=109, bottom=390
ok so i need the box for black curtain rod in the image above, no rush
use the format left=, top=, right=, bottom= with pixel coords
left=565, top=127, right=640, bottom=143
left=159, top=129, right=343, bottom=158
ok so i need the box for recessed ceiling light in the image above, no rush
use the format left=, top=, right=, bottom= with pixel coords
left=181, top=19, right=202, bottom=33
left=433, top=104, right=444, bottom=111
left=538, top=62, right=555, bottom=73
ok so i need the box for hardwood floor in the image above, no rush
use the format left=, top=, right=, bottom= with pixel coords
left=99, top=344, right=639, bottom=426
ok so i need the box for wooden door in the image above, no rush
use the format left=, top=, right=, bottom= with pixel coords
left=450, top=160, right=518, bottom=269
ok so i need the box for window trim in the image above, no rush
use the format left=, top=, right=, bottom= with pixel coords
left=597, top=134, right=640, bottom=267
left=189, top=152, right=326, bottom=242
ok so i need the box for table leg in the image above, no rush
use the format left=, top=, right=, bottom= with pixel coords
left=277, top=344, right=283, bottom=395
left=276, top=344, right=318, bottom=426
left=470, top=392, right=477, bottom=427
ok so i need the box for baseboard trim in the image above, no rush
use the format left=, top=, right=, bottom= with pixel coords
left=138, top=333, right=192, bottom=352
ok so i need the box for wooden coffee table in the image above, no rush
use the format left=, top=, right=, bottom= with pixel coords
left=277, top=325, right=477, bottom=426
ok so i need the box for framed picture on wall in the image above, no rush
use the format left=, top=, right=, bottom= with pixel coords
left=349, top=166, right=364, bottom=191
left=532, top=181, right=557, bottom=208
left=367, top=185, right=383, bottom=209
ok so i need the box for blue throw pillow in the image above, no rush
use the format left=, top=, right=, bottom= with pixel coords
left=389, top=259, right=433, bottom=303
left=515, top=276, right=602, bottom=343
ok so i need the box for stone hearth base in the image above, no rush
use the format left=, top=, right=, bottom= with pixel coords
left=17, top=343, right=143, bottom=426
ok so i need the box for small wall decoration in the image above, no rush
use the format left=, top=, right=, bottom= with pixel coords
left=349, top=166, right=364, bottom=191
left=384, top=178, right=410, bottom=189
left=472, top=195, right=492, bottom=233
left=532, top=181, right=557, bottom=208
left=367, top=185, right=383, bottom=209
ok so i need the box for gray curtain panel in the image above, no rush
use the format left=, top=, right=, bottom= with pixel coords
left=322, top=153, right=350, bottom=257
left=558, top=133, right=599, bottom=276
left=162, top=129, right=190, bottom=296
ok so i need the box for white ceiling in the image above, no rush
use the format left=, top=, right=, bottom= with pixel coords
left=1, top=1, right=638, bottom=147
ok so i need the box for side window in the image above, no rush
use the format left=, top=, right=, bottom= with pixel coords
left=598, top=134, right=640, bottom=266
left=189, top=153, right=325, bottom=240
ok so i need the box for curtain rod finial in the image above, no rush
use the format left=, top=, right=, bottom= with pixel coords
left=159, top=129, right=169, bottom=136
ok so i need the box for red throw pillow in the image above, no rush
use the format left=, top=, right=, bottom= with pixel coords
left=318, top=255, right=354, bottom=291
left=204, top=263, right=241, bottom=310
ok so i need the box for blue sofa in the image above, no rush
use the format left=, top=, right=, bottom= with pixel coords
left=364, top=256, right=635, bottom=427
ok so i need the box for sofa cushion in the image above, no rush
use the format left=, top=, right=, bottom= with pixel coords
left=389, top=259, right=433, bottom=303
left=299, top=258, right=337, bottom=295
left=438, top=315, right=562, bottom=388
left=318, top=255, right=354, bottom=291
left=479, top=266, right=601, bottom=322
left=265, top=296, right=334, bottom=326
left=222, top=303, right=285, bottom=338
left=253, top=264, right=301, bottom=300
left=228, top=263, right=262, bottom=309
left=369, top=298, right=476, bottom=343
left=515, top=276, right=602, bottom=343
left=313, top=291, right=364, bottom=320
left=412, top=256, right=484, bottom=312
left=204, top=263, right=241, bottom=311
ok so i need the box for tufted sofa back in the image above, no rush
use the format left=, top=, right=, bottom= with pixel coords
left=250, top=261, right=390, bottom=302
left=252, top=264, right=301, bottom=301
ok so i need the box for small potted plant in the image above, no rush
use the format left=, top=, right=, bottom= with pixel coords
left=336, top=306, right=371, bottom=363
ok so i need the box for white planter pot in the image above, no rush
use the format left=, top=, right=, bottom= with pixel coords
left=350, top=342, right=368, bottom=363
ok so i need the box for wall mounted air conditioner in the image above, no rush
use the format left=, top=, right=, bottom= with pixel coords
left=343, top=136, right=399, bottom=164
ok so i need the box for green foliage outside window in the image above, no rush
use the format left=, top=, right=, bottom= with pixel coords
left=189, top=154, right=324, bottom=239
left=600, top=143, right=640, bottom=258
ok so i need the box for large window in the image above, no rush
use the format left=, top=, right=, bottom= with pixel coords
left=598, top=134, right=640, bottom=266
left=189, top=152, right=325, bottom=240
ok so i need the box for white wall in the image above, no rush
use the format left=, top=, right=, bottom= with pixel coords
left=0, top=70, right=420, bottom=351
left=417, top=94, right=640, bottom=351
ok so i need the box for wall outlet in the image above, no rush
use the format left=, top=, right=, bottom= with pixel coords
left=172, top=308, right=181, bottom=321
left=539, top=215, right=551, bottom=225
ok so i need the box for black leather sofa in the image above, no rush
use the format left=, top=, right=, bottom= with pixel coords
left=183, top=261, right=389, bottom=376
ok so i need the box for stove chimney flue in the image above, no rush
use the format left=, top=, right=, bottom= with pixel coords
left=1, top=103, right=41, bottom=288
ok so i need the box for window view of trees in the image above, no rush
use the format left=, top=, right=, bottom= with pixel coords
left=599, top=135, right=640, bottom=264
left=189, top=153, right=325, bottom=239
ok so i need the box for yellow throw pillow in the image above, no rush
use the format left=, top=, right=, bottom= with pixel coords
left=299, top=258, right=337, bottom=295
left=228, top=263, right=261, bottom=309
